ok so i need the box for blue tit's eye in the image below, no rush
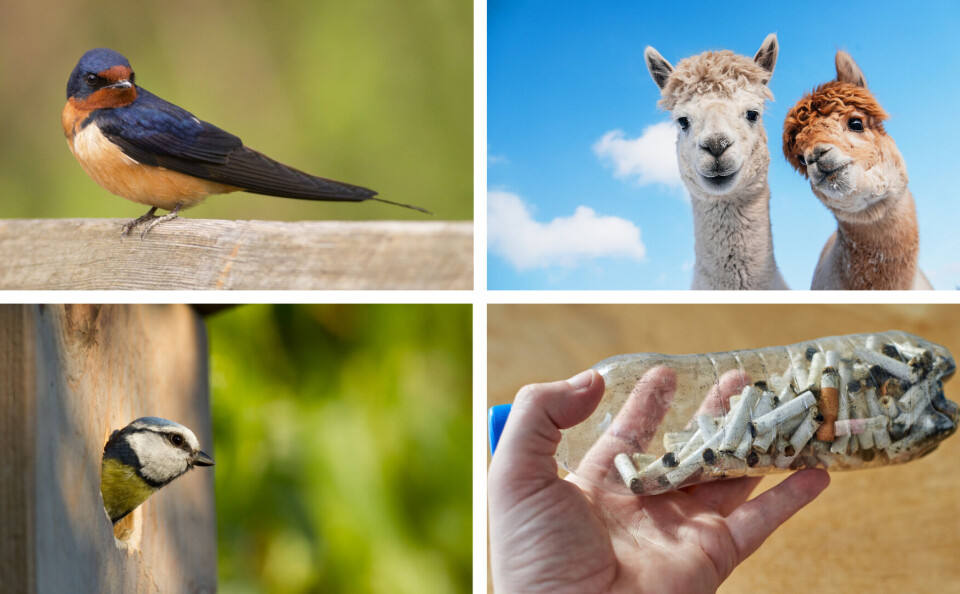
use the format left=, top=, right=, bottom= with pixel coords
left=797, top=155, right=807, bottom=166
left=746, top=110, right=759, bottom=122
left=848, top=117, right=864, bottom=132
left=677, top=117, right=690, bottom=130
left=169, top=434, right=184, bottom=447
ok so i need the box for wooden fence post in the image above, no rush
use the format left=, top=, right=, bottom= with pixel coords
left=0, top=219, right=473, bottom=290
left=0, top=304, right=216, bottom=593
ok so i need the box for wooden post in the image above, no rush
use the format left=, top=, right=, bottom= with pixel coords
left=0, top=305, right=216, bottom=593
left=0, top=219, right=473, bottom=290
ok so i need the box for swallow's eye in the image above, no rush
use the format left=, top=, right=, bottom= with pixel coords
left=84, top=73, right=99, bottom=87
left=169, top=434, right=184, bottom=447
left=797, top=154, right=807, bottom=166
left=848, top=117, right=864, bottom=132
left=677, top=117, right=690, bottom=130
left=745, top=110, right=760, bottom=122
left=129, top=72, right=135, bottom=85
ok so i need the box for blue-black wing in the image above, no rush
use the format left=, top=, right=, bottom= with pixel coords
left=95, top=88, right=378, bottom=202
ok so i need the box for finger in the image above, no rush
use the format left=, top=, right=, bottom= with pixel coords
left=686, top=369, right=755, bottom=512
left=696, top=368, right=752, bottom=418
left=575, top=366, right=677, bottom=486
left=725, top=469, right=831, bottom=561
left=686, top=476, right=762, bottom=516
left=490, top=370, right=605, bottom=490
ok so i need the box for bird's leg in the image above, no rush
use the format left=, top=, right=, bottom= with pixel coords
left=139, top=203, right=184, bottom=239
left=121, top=206, right=159, bottom=238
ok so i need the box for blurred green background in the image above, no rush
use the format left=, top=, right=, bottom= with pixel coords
left=205, top=304, right=472, bottom=593
left=0, top=0, right=472, bottom=221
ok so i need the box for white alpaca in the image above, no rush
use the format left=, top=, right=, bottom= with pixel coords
left=783, top=51, right=932, bottom=290
left=645, top=34, right=787, bottom=290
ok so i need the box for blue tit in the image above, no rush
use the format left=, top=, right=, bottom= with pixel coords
left=101, top=416, right=215, bottom=524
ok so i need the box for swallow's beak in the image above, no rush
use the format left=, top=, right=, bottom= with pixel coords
left=107, top=80, right=133, bottom=90
left=193, top=450, right=215, bottom=467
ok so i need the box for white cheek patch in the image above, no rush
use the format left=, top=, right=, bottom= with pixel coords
left=127, top=431, right=191, bottom=484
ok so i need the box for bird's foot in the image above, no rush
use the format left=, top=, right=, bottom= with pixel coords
left=120, top=204, right=184, bottom=240
left=139, top=210, right=181, bottom=239
left=121, top=207, right=159, bottom=239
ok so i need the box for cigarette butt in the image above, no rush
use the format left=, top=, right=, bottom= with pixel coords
left=640, top=452, right=679, bottom=485
left=898, top=384, right=930, bottom=412
left=879, top=394, right=900, bottom=418
left=664, top=430, right=722, bottom=487
left=855, top=347, right=913, bottom=382
left=834, top=416, right=888, bottom=436
left=733, top=431, right=752, bottom=460
left=632, top=453, right=656, bottom=469
left=615, top=453, right=643, bottom=494
left=750, top=390, right=816, bottom=435
left=865, top=388, right=892, bottom=449
left=816, top=368, right=840, bottom=441
left=720, top=385, right=761, bottom=452
left=831, top=362, right=853, bottom=454
left=704, top=451, right=748, bottom=477
left=746, top=451, right=773, bottom=468
left=808, top=352, right=826, bottom=384
left=696, top=414, right=719, bottom=440
left=665, top=431, right=697, bottom=453
left=880, top=378, right=905, bottom=398
left=676, top=429, right=705, bottom=460
left=789, top=405, right=822, bottom=454
left=825, top=350, right=841, bottom=369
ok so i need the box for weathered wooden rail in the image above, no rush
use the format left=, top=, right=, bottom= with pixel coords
left=0, top=219, right=472, bottom=290
left=0, top=304, right=215, bottom=592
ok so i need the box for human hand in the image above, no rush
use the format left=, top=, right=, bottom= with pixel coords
left=488, top=368, right=830, bottom=593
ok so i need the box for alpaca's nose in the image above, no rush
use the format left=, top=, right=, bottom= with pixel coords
left=804, top=145, right=831, bottom=165
left=700, top=135, right=733, bottom=158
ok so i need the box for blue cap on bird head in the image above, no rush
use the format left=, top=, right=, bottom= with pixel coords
left=67, top=48, right=132, bottom=99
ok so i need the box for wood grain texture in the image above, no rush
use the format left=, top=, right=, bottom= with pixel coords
left=0, top=305, right=215, bottom=593
left=488, top=304, right=960, bottom=593
left=0, top=219, right=472, bottom=290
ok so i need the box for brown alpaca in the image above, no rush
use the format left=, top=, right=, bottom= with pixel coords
left=782, top=51, right=932, bottom=290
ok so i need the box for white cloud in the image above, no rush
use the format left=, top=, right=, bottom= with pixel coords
left=593, top=122, right=682, bottom=189
left=488, top=154, right=509, bottom=166
left=488, top=191, right=646, bottom=270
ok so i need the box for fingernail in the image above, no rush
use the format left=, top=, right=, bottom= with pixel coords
left=567, top=370, right=594, bottom=390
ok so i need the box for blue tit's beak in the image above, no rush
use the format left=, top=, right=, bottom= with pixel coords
left=193, top=450, right=215, bottom=467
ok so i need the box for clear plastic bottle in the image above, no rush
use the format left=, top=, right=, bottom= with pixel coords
left=556, top=331, right=957, bottom=496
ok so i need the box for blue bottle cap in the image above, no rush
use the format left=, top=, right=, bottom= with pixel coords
left=488, top=404, right=512, bottom=456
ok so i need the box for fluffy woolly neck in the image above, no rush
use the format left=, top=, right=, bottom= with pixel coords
left=689, top=179, right=785, bottom=290
left=829, top=191, right=921, bottom=290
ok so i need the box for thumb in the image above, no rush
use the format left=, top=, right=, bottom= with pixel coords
left=490, top=370, right=604, bottom=488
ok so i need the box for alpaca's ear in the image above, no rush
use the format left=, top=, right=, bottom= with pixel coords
left=753, top=33, right=778, bottom=83
left=835, top=51, right=867, bottom=88
left=645, top=46, right=673, bottom=90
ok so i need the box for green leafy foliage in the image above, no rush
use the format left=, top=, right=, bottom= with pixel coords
left=206, top=305, right=472, bottom=593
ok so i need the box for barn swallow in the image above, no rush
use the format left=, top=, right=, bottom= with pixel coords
left=62, top=48, right=428, bottom=238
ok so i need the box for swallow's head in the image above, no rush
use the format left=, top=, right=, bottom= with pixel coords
left=67, top=48, right=137, bottom=109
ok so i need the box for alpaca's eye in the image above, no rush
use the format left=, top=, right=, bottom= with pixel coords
left=677, top=117, right=690, bottom=130
left=848, top=117, right=864, bottom=132
left=745, top=110, right=759, bottom=122
left=169, top=434, right=184, bottom=447
left=797, top=155, right=807, bottom=166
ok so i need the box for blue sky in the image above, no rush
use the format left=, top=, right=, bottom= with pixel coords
left=488, top=1, right=960, bottom=290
